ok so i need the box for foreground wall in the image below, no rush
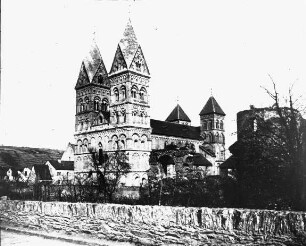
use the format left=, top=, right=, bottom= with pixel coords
left=0, top=200, right=306, bottom=245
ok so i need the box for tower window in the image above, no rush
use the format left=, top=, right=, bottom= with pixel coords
left=220, top=120, right=224, bottom=130
left=121, top=86, right=126, bottom=99
left=131, top=85, right=138, bottom=99
left=114, top=88, right=119, bottom=101
left=203, top=121, right=207, bottom=130
left=216, top=120, right=219, bottom=129
left=139, top=87, right=146, bottom=101
left=98, top=74, right=103, bottom=84
left=101, top=98, right=109, bottom=111
left=209, top=120, right=213, bottom=130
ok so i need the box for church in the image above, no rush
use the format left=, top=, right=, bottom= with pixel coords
left=73, top=20, right=226, bottom=186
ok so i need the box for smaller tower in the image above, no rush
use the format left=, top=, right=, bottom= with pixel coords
left=166, top=104, right=191, bottom=125
left=199, top=96, right=226, bottom=174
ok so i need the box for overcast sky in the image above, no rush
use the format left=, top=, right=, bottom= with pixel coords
left=1, top=0, right=306, bottom=150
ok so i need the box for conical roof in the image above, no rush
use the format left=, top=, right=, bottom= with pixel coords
left=199, top=96, right=225, bottom=116
left=166, top=104, right=191, bottom=122
left=118, top=19, right=139, bottom=67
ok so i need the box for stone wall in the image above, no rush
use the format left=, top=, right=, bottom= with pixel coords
left=1, top=200, right=306, bottom=245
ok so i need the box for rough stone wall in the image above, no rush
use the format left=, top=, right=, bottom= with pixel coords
left=1, top=200, right=305, bottom=245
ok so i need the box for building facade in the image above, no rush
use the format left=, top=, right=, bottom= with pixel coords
left=73, top=20, right=226, bottom=186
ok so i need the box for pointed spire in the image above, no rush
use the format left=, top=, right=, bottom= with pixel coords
left=166, top=104, right=191, bottom=123
left=199, top=96, right=226, bottom=116
left=83, top=42, right=103, bottom=82
left=118, top=19, right=139, bottom=67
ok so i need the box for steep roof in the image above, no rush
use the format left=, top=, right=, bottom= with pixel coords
left=48, top=160, right=74, bottom=170
left=33, top=165, right=52, bottom=181
left=150, top=119, right=202, bottom=140
left=0, top=146, right=63, bottom=169
left=119, top=19, right=139, bottom=67
left=193, top=153, right=212, bottom=167
left=110, top=20, right=149, bottom=75
left=166, top=104, right=191, bottom=123
left=76, top=43, right=109, bottom=89
left=199, top=96, right=225, bottom=116
left=219, top=155, right=238, bottom=169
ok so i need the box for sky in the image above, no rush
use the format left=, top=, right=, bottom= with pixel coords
left=1, top=0, right=306, bottom=151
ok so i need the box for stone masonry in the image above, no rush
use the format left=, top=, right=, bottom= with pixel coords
left=1, top=200, right=306, bottom=245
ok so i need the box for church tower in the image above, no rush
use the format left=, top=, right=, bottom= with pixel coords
left=74, top=43, right=110, bottom=171
left=199, top=96, right=226, bottom=174
left=108, top=20, right=151, bottom=186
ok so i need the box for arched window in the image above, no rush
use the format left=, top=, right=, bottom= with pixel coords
left=111, top=135, right=118, bottom=150
left=78, top=99, right=83, bottom=113
left=132, top=134, right=140, bottom=149
left=99, top=115, right=103, bottom=124
left=131, top=85, right=138, bottom=99
left=215, top=132, right=219, bottom=143
left=139, top=87, right=146, bottom=101
left=77, top=139, right=82, bottom=154
left=216, top=120, right=219, bottom=129
left=94, top=96, right=101, bottom=111
left=119, top=134, right=126, bottom=150
left=121, top=86, right=126, bottom=99
left=203, top=121, right=208, bottom=130
left=209, top=120, right=213, bottom=130
left=114, top=88, right=119, bottom=101
left=85, top=97, right=89, bottom=111
left=141, top=135, right=148, bottom=149
left=220, top=120, right=224, bottom=130
left=98, top=74, right=103, bottom=84
left=221, top=133, right=225, bottom=144
left=101, top=98, right=109, bottom=111
left=83, top=139, right=89, bottom=153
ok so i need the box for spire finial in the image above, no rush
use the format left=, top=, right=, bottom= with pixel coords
left=210, top=88, right=213, bottom=96
left=176, top=96, right=179, bottom=105
left=92, top=26, right=97, bottom=43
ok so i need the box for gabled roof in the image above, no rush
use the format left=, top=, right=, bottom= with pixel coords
left=33, top=165, right=52, bottom=181
left=166, top=104, right=191, bottom=123
left=76, top=43, right=109, bottom=89
left=47, top=160, right=74, bottom=170
left=199, top=96, right=225, bottom=116
left=150, top=119, right=202, bottom=140
left=110, top=20, right=149, bottom=75
left=119, top=19, right=139, bottom=67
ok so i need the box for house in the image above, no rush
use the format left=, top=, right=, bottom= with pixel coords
left=45, top=160, right=74, bottom=183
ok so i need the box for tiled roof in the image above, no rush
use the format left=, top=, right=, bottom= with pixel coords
left=219, top=155, right=237, bottom=169
left=166, top=104, right=191, bottom=123
left=48, top=160, right=74, bottom=170
left=119, top=19, right=139, bottom=67
left=150, top=119, right=202, bottom=140
left=199, top=96, right=225, bottom=116
left=0, top=146, right=63, bottom=169
left=33, top=164, right=52, bottom=181
left=193, top=153, right=212, bottom=167
left=83, top=43, right=103, bottom=82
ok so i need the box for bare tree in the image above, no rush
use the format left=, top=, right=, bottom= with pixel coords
left=261, top=76, right=306, bottom=210
left=88, top=148, right=130, bottom=203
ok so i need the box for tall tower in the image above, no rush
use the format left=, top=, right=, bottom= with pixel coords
left=108, top=20, right=151, bottom=186
left=74, top=43, right=110, bottom=171
left=199, top=96, right=226, bottom=174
